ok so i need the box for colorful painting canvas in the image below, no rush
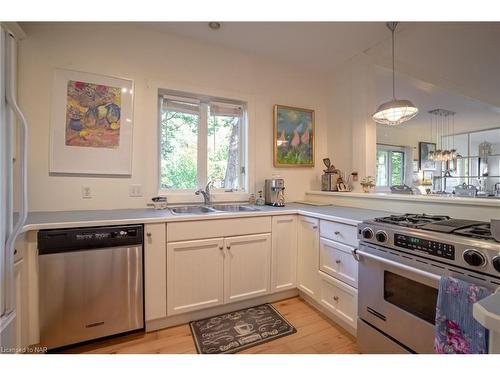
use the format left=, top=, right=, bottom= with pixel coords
left=65, top=80, right=122, bottom=148
left=274, top=105, right=315, bottom=167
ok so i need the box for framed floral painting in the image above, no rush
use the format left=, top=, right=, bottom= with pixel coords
left=273, top=105, right=315, bottom=167
left=50, top=69, right=134, bottom=175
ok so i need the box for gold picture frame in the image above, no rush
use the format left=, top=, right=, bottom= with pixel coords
left=273, top=104, right=315, bottom=167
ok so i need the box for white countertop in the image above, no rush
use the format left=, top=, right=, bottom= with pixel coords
left=22, top=203, right=391, bottom=232
left=474, top=292, right=500, bottom=332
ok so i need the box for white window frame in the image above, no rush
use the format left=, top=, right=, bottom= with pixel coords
left=376, top=144, right=406, bottom=192
left=157, top=89, right=249, bottom=203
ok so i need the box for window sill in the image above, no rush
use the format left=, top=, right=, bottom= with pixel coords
left=158, top=191, right=250, bottom=205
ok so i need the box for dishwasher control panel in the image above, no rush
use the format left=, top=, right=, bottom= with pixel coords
left=38, top=225, right=143, bottom=254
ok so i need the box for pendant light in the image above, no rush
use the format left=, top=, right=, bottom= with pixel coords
left=373, top=22, right=418, bottom=126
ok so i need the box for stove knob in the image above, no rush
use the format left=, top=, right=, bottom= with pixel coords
left=375, top=231, right=388, bottom=243
left=492, top=256, right=500, bottom=273
left=463, top=249, right=486, bottom=267
left=361, top=228, right=374, bottom=239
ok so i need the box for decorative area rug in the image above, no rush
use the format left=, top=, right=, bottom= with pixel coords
left=189, top=304, right=297, bottom=354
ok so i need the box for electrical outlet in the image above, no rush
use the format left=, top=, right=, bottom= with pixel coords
left=82, top=186, right=92, bottom=199
left=129, top=184, right=143, bottom=197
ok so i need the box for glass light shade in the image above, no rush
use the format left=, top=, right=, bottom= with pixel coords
left=428, top=151, right=435, bottom=161
left=372, top=99, right=419, bottom=126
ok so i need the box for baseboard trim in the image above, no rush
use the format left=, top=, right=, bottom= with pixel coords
left=146, top=288, right=299, bottom=332
left=299, top=291, right=357, bottom=337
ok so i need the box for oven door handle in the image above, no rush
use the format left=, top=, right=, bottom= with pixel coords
left=356, top=250, right=442, bottom=282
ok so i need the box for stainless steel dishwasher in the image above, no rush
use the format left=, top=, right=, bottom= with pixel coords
left=37, top=225, right=144, bottom=349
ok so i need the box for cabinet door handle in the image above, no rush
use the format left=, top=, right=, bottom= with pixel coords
left=226, top=245, right=231, bottom=250
left=335, top=259, right=341, bottom=264
left=14, top=248, right=18, bottom=255
left=219, top=246, right=224, bottom=251
left=312, top=225, right=318, bottom=229
left=146, top=232, right=152, bottom=237
left=334, top=231, right=341, bottom=235
left=333, top=296, right=339, bottom=302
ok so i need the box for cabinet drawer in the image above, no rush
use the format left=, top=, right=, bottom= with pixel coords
left=319, top=273, right=357, bottom=329
left=319, top=238, right=358, bottom=288
left=320, top=220, right=358, bottom=247
left=167, top=217, right=272, bottom=242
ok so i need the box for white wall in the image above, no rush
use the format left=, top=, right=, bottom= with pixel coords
left=326, top=54, right=377, bottom=191
left=18, top=23, right=331, bottom=212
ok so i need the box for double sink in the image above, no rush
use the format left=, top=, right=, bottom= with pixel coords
left=170, top=204, right=261, bottom=215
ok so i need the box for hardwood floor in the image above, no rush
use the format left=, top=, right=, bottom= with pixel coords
left=61, top=297, right=359, bottom=354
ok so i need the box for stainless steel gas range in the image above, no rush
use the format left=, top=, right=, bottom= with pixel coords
left=354, top=214, right=500, bottom=354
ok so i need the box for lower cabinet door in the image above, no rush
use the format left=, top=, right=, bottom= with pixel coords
left=224, top=233, right=272, bottom=303
left=144, top=223, right=167, bottom=321
left=297, top=216, right=320, bottom=299
left=167, top=238, right=225, bottom=316
left=271, top=215, right=298, bottom=292
left=320, top=273, right=357, bottom=330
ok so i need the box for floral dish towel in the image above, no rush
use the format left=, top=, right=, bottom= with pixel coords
left=435, top=276, right=491, bottom=354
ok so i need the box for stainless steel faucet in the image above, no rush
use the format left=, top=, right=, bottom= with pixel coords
left=195, top=181, right=214, bottom=205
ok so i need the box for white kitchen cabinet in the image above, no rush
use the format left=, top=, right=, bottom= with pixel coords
left=224, top=234, right=272, bottom=303
left=319, top=237, right=358, bottom=288
left=320, top=219, right=358, bottom=247
left=320, top=273, right=357, bottom=330
left=297, top=216, right=320, bottom=299
left=167, top=217, right=271, bottom=242
left=14, top=257, right=25, bottom=348
left=144, top=223, right=167, bottom=321
left=12, top=237, right=28, bottom=350
left=167, top=238, right=225, bottom=316
left=271, top=215, right=298, bottom=292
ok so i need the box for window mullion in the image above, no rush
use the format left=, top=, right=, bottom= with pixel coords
left=198, top=102, right=209, bottom=188
left=387, top=151, right=392, bottom=186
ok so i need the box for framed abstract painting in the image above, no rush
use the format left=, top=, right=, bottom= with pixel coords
left=419, top=142, right=437, bottom=171
left=273, top=105, right=315, bottom=167
left=50, top=68, right=134, bottom=175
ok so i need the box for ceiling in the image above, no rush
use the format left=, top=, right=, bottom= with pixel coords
left=140, top=22, right=500, bottom=107
left=139, top=22, right=388, bottom=73
left=376, top=66, right=500, bottom=136
left=366, top=22, right=500, bottom=108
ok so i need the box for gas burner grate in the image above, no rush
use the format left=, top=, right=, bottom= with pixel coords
left=375, top=214, right=451, bottom=228
left=454, top=223, right=493, bottom=241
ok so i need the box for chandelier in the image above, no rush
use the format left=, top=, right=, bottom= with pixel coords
left=428, top=108, right=458, bottom=162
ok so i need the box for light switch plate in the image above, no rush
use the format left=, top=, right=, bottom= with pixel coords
left=129, top=184, right=143, bottom=197
left=81, top=186, right=92, bottom=199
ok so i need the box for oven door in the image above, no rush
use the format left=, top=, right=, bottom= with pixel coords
left=357, top=243, right=441, bottom=354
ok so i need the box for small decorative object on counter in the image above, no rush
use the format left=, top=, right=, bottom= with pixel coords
left=454, top=183, right=477, bottom=198
left=151, top=196, right=168, bottom=209
left=360, top=176, right=375, bottom=193
left=248, top=193, right=256, bottom=205
left=321, top=158, right=341, bottom=191
left=256, top=191, right=265, bottom=206
left=336, top=171, right=353, bottom=192
left=351, top=172, right=358, bottom=182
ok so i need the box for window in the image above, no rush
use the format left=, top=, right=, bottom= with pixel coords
left=376, top=145, right=405, bottom=188
left=159, top=92, right=247, bottom=192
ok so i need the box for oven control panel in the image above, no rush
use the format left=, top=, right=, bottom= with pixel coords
left=394, top=233, right=455, bottom=260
